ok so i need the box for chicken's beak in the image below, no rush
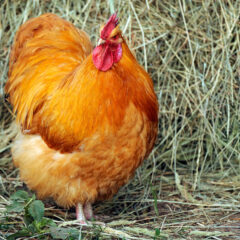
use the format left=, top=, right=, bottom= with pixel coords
left=97, top=38, right=105, bottom=46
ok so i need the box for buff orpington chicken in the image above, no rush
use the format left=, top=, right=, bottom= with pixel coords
left=5, top=13, right=158, bottom=224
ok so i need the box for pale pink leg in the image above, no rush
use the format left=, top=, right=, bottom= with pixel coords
left=83, top=202, right=94, bottom=220
left=76, top=203, right=87, bottom=225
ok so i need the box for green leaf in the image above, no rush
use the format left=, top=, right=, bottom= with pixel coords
left=155, top=228, right=161, bottom=236
left=38, top=217, right=56, bottom=228
left=23, top=213, right=34, bottom=226
left=50, top=227, right=79, bottom=240
left=6, top=229, right=30, bottom=240
left=28, top=200, right=44, bottom=221
left=27, top=222, right=38, bottom=234
left=33, top=217, right=56, bottom=233
left=10, top=191, right=29, bottom=201
left=6, top=201, right=25, bottom=213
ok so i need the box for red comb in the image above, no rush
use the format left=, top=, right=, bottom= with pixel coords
left=100, top=13, right=119, bottom=40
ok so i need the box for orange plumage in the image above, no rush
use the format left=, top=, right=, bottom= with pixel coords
left=6, top=13, right=158, bottom=222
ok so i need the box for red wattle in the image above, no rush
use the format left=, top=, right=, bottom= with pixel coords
left=93, top=43, right=122, bottom=71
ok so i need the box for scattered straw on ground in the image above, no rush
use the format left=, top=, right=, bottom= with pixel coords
left=0, top=0, right=240, bottom=239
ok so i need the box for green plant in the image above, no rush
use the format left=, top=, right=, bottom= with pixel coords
left=4, top=190, right=55, bottom=239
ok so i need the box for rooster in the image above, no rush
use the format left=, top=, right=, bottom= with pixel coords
left=5, top=13, right=158, bottom=224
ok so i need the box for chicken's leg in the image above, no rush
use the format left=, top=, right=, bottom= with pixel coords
left=76, top=203, right=87, bottom=225
left=83, top=202, right=94, bottom=220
